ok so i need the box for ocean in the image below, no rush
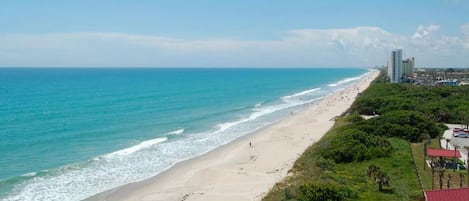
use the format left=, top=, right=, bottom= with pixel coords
left=0, top=67, right=369, bottom=201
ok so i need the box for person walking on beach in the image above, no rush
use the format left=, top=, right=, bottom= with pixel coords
left=249, top=141, right=252, bottom=148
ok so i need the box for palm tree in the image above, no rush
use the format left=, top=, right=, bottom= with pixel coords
left=465, top=145, right=469, bottom=187
left=457, top=106, right=469, bottom=129
left=367, top=164, right=390, bottom=192
left=375, top=171, right=391, bottom=192
left=423, top=134, right=431, bottom=170
left=438, top=167, right=445, bottom=189
left=431, top=159, right=436, bottom=190
left=367, top=164, right=380, bottom=178
left=454, top=145, right=460, bottom=172
left=459, top=172, right=464, bottom=188
left=447, top=174, right=453, bottom=189
left=439, top=109, right=449, bottom=122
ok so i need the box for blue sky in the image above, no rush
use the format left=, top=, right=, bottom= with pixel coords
left=1, top=0, right=469, bottom=67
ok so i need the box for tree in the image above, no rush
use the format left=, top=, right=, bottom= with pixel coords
left=465, top=146, right=469, bottom=187
left=459, top=173, right=464, bottom=188
left=367, top=164, right=380, bottom=178
left=453, top=145, right=459, bottom=172
left=438, top=167, right=445, bottom=190
left=367, top=164, right=391, bottom=192
left=431, top=159, right=436, bottom=190
left=457, top=106, right=469, bottom=129
left=375, top=171, right=391, bottom=192
left=423, top=134, right=431, bottom=170
left=447, top=174, right=453, bottom=189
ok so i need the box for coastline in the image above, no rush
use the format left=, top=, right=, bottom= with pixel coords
left=87, top=69, right=380, bottom=201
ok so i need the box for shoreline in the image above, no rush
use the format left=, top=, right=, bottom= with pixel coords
left=87, top=69, right=380, bottom=201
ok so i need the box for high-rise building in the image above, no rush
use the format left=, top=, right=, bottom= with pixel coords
left=402, top=57, right=415, bottom=77
left=387, top=49, right=402, bottom=83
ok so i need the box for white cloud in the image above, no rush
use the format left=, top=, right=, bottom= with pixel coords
left=413, top=24, right=440, bottom=39
left=445, top=0, right=469, bottom=8
left=461, top=23, right=469, bottom=48
left=0, top=24, right=468, bottom=67
left=461, top=23, right=469, bottom=35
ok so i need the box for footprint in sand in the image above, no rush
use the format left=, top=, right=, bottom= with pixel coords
left=250, top=155, right=257, bottom=162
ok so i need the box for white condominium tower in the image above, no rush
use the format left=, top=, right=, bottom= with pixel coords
left=387, top=49, right=402, bottom=83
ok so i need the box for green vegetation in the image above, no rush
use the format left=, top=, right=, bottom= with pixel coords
left=351, top=80, right=469, bottom=126
left=351, top=110, right=443, bottom=142
left=262, top=70, right=469, bottom=201
left=263, top=136, right=422, bottom=201
left=318, top=124, right=393, bottom=163
left=296, top=182, right=357, bottom=201
left=366, top=164, right=390, bottom=192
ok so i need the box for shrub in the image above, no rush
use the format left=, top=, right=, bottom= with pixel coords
left=297, top=182, right=357, bottom=201
left=353, top=110, right=441, bottom=142
left=319, top=129, right=393, bottom=163
left=344, top=112, right=365, bottom=124
left=316, top=157, right=336, bottom=171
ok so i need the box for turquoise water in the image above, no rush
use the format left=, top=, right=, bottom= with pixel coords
left=0, top=68, right=368, bottom=201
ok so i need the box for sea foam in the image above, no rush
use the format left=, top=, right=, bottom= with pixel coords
left=167, top=129, right=185, bottom=135
left=327, top=71, right=371, bottom=87
left=104, top=137, right=168, bottom=158
left=281, top=87, right=321, bottom=101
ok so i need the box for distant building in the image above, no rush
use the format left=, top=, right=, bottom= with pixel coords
left=402, top=57, right=415, bottom=77
left=387, top=49, right=402, bottom=83
left=436, top=79, right=458, bottom=86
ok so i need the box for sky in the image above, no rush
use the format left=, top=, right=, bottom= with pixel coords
left=0, top=0, right=468, bottom=67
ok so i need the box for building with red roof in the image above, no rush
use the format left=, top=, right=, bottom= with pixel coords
left=425, top=188, right=469, bottom=201
left=427, top=148, right=461, bottom=158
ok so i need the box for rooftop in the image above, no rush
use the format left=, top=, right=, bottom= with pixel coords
left=425, top=188, right=469, bottom=201
left=427, top=148, right=461, bottom=158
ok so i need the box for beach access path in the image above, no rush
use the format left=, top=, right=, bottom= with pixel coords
left=89, top=70, right=380, bottom=201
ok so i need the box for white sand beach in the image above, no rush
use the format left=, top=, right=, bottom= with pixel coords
left=89, top=69, right=380, bottom=201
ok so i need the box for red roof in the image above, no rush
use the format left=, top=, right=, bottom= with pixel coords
left=425, top=188, right=469, bottom=201
left=427, top=148, right=461, bottom=158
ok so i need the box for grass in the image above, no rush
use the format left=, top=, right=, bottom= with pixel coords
left=335, top=138, right=422, bottom=200
left=262, top=117, right=423, bottom=201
